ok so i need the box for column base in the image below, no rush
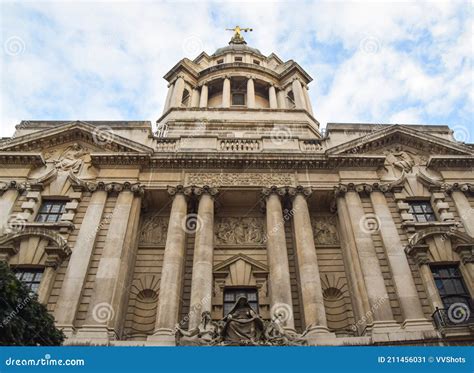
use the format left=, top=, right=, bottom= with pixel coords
left=402, top=318, right=435, bottom=331
left=147, top=329, right=176, bottom=346
left=369, top=320, right=401, bottom=334
left=56, top=324, right=75, bottom=339
left=304, top=327, right=337, bottom=345
left=72, top=325, right=116, bottom=345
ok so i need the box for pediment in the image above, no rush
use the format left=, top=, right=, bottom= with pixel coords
left=214, top=253, right=268, bottom=273
left=0, top=121, right=153, bottom=154
left=326, top=125, right=473, bottom=157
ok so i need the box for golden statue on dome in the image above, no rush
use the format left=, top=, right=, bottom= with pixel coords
left=226, top=25, right=252, bottom=44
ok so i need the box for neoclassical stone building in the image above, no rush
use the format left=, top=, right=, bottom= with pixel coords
left=0, top=30, right=473, bottom=346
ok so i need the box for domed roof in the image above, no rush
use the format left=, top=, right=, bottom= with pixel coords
left=213, top=43, right=263, bottom=57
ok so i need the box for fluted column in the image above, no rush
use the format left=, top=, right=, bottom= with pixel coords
left=171, top=76, right=185, bottom=108
left=151, top=186, right=192, bottom=344
left=290, top=187, right=328, bottom=334
left=344, top=188, right=398, bottom=331
left=335, top=189, right=371, bottom=331
left=190, top=87, right=200, bottom=108
left=292, top=78, right=305, bottom=109
left=451, top=190, right=474, bottom=237
left=163, top=83, right=174, bottom=113
left=79, top=184, right=144, bottom=340
left=222, top=77, right=231, bottom=108
left=55, top=189, right=108, bottom=335
left=370, top=190, right=433, bottom=330
left=199, top=84, right=208, bottom=108
left=262, top=187, right=295, bottom=330
left=269, top=85, right=278, bottom=109
left=247, top=76, right=255, bottom=109
left=188, top=186, right=218, bottom=329
left=277, top=89, right=286, bottom=109
left=303, top=85, right=314, bottom=115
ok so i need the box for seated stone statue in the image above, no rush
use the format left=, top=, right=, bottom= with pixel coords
left=220, top=296, right=265, bottom=345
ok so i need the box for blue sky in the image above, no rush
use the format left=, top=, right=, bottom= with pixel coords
left=0, top=1, right=473, bottom=142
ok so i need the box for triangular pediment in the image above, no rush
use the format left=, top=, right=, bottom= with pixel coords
left=214, top=253, right=268, bottom=273
left=0, top=121, right=153, bottom=154
left=327, top=125, right=473, bottom=157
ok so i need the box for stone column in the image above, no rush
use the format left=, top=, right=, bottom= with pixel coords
left=370, top=190, right=433, bottom=330
left=151, top=186, right=191, bottom=344
left=335, top=188, right=371, bottom=330
left=190, top=87, right=200, bottom=108
left=269, top=85, right=278, bottom=109
left=222, top=77, right=231, bottom=108
left=277, top=89, right=286, bottom=109
left=78, top=184, right=144, bottom=341
left=37, top=266, right=56, bottom=305
left=290, top=187, right=328, bottom=334
left=262, top=187, right=295, bottom=330
left=188, top=186, right=218, bottom=329
left=163, top=83, right=174, bottom=113
left=345, top=189, right=398, bottom=331
left=199, top=84, right=208, bottom=108
left=247, top=76, right=255, bottom=109
left=292, top=78, right=306, bottom=109
left=451, top=190, right=474, bottom=237
left=171, top=76, right=185, bottom=108
left=303, top=85, right=314, bottom=115
left=54, top=189, right=108, bottom=334
left=0, top=188, right=19, bottom=235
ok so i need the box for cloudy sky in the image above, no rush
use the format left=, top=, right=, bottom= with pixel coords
left=1, top=0, right=472, bottom=142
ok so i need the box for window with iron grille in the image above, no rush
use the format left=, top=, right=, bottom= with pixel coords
left=35, top=200, right=67, bottom=223
left=431, top=265, right=472, bottom=311
left=232, top=93, right=245, bottom=106
left=408, top=201, right=436, bottom=222
left=223, top=288, right=258, bottom=316
left=14, top=269, right=43, bottom=294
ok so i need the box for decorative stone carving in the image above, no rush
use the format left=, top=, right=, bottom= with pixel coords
left=215, top=217, right=265, bottom=245
left=139, top=215, right=169, bottom=245
left=186, top=173, right=294, bottom=187
left=53, top=143, right=88, bottom=173
left=312, top=216, right=339, bottom=245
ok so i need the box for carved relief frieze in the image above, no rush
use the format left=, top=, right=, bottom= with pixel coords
left=215, top=217, right=266, bottom=246
left=186, top=172, right=294, bottom=187
left=139, top=215, right=169, bottom=245
left=311, top=216, right=339, bottom=245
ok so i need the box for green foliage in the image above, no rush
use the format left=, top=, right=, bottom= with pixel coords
left=0, top=262, right=64, bottom=346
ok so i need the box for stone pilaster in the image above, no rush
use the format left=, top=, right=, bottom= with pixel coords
left=450, top=189, right=474, bottom=238
left=302, top=85, right=314, bottom=115
left=171, top=76, right=185, bottom=108
left=247, top=76, right=255, bottom=109
left=190, top=87, right=200, bottom=108
left=150, top=185, right=192, bottom=345
left=277, top=89, right=286, bottom=109
left=288, top=186, right=329, bottom=334
left=344, top=187, right=399, bottom=332
left=370, top=190, right=433, bottom=331
left=188, top=186, right=218, bottom=329
left=163, top=82, right=174, bottom=112
left=291, top=78, right=305, bottom=110
left=0, top=181, right=24, bottom=235
left=261, top=186, right=295, bottom=331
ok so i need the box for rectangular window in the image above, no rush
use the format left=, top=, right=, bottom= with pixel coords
left=217, top=59, right=224, bottom=64
left=232, top=93, right=245, bottom=106
left=14, top=269, right=43, bottom=294
left=408, top=201, right=436, bottom=222
left=253, top=59, right=260, bottom=65
left=234, top=56, right=243, bottom=62
left=431, top=265, right=472, bottom=311
left=223, top=288, right=258, bottom=316
left=35, top=200, right=67, bottom=223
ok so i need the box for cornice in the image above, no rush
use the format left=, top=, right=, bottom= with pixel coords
left=0, top=152, right=44, bottom=167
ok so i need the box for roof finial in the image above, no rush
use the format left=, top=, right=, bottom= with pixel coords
left=226, top=26, right=252, bottom=45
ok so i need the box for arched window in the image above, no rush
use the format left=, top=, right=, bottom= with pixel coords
left=181, top=89, right=190, bottom=107
left=286, top=90, right=296, bottom=109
